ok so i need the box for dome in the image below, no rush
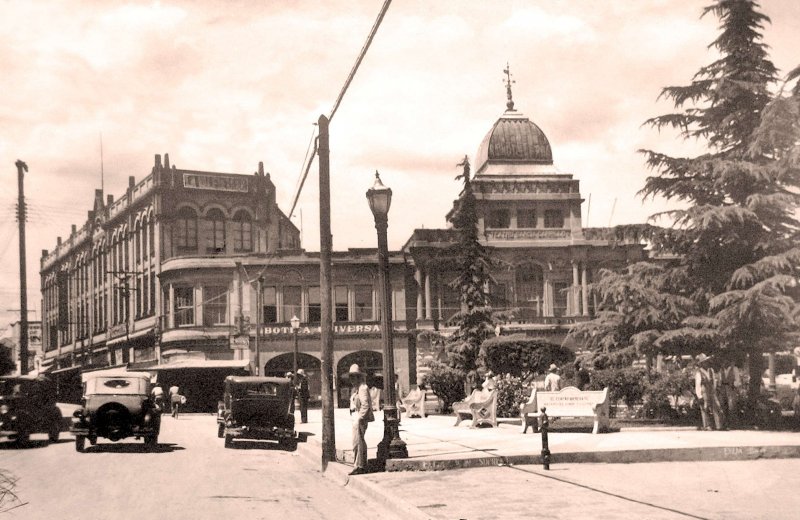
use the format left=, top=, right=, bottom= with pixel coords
left=474, top=110, right=553, bottom=173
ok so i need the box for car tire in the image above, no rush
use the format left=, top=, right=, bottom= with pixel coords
left=145, top=435, right=158, bottom=447
left=224, top=434, right=234, bottom=448
left=75, top=436, right=86, bottom=453
left=280, top=438, right=297, bottom=451
left=14, top=432, right=30, bottom=448
left=217, top=423, right=224, bottom=438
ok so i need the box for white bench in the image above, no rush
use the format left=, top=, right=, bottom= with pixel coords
left=520, top=386, right=610, bottom=434
left=453, top=389, right=498, bottom=428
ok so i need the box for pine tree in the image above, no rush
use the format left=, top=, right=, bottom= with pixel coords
left=442, top=156, right=495, bottom=388
left=577, top=1, right=800, bottom=410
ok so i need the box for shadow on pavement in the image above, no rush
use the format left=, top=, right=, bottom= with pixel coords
left=226, top=439, right=297, bottom=452
left=80, top=442, right=185, bottom=454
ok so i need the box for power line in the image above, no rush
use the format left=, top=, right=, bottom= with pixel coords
left=287, top=0, right=393, bottom=221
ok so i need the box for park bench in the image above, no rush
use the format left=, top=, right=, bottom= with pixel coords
left=453, top=389, right=498, bottom=428
left=520, top=386, right=610, bottom=434
left=401, top=387, right=426, bottom=418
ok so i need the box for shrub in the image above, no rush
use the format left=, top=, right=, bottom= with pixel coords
left=495, top=376, right=528, bottom=418
left=421, top=362, right=466, bottom=413
left=482, top=335, right=574, bottom=379
left=642, top=369, right=695, bottom=420
left=587, top=367, right=649, bottom=410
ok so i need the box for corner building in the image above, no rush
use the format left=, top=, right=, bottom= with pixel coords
left=40, top=95, right=642, bottom=409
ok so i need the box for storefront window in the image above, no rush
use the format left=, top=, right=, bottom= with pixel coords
left=354, top=285, right=373, bottom=321
left=174, top=286, right=194, bottom=326
left=282, top=286, right=301, bottom=322
left=262, top=286, right=277, bottom=323
left=335, top=286, right=349, bottom=322
left=308, top=286, right=321, bottom=323
left=203, top=286, right=228, bottom=326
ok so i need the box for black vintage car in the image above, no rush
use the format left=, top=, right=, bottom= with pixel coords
left=0, top=375, right=62, bottom=446
left=217, top=376, right=296, bottom=449
left=71, top=371, right=161, bottom=452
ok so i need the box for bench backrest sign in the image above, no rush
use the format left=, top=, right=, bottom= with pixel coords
left=538, top=387, right=604, bottom=409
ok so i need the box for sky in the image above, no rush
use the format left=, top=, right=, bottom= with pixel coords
left=0, top=0, right=798, bottom=334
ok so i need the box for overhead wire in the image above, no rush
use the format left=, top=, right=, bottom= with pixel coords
left=286, top=0, right=392, bottom=222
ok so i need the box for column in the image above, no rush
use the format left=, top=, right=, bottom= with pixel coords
left=581, top=265, right=589, bottom=316
left=424, top=270, right=433, bottom=320
left=415, top=267, right=423, bottom=320
left=436, top=272, right=443, bottom=321
left=571, top=261, right=580, bottom=316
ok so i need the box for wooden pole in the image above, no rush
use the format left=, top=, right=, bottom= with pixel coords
left=16, top=160, right=29, bottom=375
left=318, top=114, right=336, bottom=467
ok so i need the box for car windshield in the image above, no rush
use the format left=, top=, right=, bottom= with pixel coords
left=86, top=377, right=148, bottom=395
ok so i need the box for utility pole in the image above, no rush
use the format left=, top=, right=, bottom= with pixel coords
left=16, top=160, right=29, bottom=375
left=318, top=114, right=336, bottom=468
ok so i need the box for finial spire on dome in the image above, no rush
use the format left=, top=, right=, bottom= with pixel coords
left=503, top=62, right=515, bottom=111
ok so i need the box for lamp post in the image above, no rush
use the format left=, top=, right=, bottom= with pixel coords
left=290, top=315, right=300, bottom=376
left=366, top=171, right=408, bottom=463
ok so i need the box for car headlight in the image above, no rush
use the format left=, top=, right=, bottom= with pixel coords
left=0, top=404, right=9, bottom=414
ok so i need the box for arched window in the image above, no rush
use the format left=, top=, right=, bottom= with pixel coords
left=232, top=210, right=253, bottom=252
left=204, top=208, right=226, bottom=254
left=175, top=207, right=198, bottom=255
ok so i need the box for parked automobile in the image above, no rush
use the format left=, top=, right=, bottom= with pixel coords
left=71, top=371, right=161, bottom=452
left=218, top=376, right=296, bottom=449
left=0, top=375, right=62, bottom=446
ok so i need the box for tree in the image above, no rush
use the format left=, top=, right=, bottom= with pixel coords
left=598, top=0, right=800, bottom=410
left=440, top=156, right=495, bottom=389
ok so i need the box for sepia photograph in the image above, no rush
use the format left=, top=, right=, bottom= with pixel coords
left=1, top=1, right=799, bottom=518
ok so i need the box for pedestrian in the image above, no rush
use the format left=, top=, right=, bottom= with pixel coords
left=348, top=363, right=374, bottom=475
left=544, top=364, right=562, bottom=392
left=151, top=383, right=165, bottom=412
left=694, top=354, right=724, bottom=430
left=286, top=371, right=296, bottom=414
left=296, top=369, right=310, bottom=424
left=482, top=371, right=497, bottom=392
left=718, top=362, right=741, bottom=428
left=575, top=360, right=590, bottom=390
left=169, top=385, right=182, bottom=418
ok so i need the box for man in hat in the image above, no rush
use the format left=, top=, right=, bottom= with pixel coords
left=695, top=354, right=724, bottom=430
left=348, top=364, right=374, bottom=475
left=296, top=369, right=310, bottom=424
left=285, top=372, right=296, bottom=414
left=544, top=364, right=562, bottom=392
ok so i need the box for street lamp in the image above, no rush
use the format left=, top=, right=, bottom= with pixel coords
left=290, top=314, right=300, bottom=376
left=366, top=171, right=408, bottom=462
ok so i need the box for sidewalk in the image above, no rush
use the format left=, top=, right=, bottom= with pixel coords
left=295, top=408, right=800, bottom=471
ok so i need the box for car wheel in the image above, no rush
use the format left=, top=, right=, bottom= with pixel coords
left=145, top=434, right=158, bottom=447
left=224, top=434, right=234, bottom=448
left=14, top=432, right=30, bottom=448
left=217, top=423, right=224, bottom=438
left=49, top=424, right=60, bottom=443
left=280, top=438, right=297, bottom=451
left=75, top=436, right=86, bottom=453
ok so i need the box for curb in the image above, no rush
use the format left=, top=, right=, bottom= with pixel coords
left=294, top=435, right=431, bottom=520
left=385, top=444, right=800, bottom=471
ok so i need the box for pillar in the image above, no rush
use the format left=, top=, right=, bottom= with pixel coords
left=415, top=267, right=423, bottom=320
left=581, top=265, right=589, bottom=316
left=424, top=270, right=433, bottom=320
left=571, top=262, right=580, bottom=316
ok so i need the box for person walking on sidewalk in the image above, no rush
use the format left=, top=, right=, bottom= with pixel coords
left=695, top=354, right=724, bottom=430
left=544, top=364, right=562, bottom=392
left=169, top=385, right=184, bottom=418
left=296, top=369, right=310, bottom=424
left=348, top=364, right=374, bottom=475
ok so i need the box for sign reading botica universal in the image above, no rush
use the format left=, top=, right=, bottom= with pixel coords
left=261, top=323, right=382, bottom=336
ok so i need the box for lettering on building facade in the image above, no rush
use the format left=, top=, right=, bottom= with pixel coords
left=486, top=229, right=570, bottom=240
left=261, top=323, right=382, bottom=335
left=183, top=173, right=249, bottom=193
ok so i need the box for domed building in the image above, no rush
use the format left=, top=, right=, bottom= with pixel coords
left=403, top=80, right=645, bottom=373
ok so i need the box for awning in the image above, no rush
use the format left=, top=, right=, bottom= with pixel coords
left=50, top=365, right=83, bottom=376
left=147, top=359, right=251, bottom=371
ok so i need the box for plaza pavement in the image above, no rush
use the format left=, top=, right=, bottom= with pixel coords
left=292, top=409, right=800, bottom=519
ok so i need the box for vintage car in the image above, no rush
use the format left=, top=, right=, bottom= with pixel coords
left=70, top=371, right=161, bottom=452
left=0, top=375, right=62, bottom=445
left=217, top=376, right=296, bottom=449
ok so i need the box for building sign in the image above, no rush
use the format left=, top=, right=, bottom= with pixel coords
left=230, top=335, right=250, bottom=349
left=108, top=323, right=127, bottom=339
left=261, top=324, right=382, bottom=336
left=183, top=173, right=249, bottom=192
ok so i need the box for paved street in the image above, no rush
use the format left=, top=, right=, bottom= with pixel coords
left=0, top=414, right=396, bottom=520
